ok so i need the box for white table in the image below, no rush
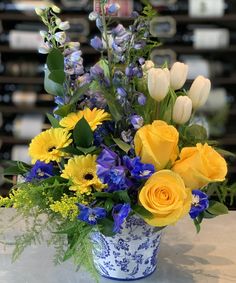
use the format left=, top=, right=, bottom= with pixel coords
left=0, top=209, right=236, bottom=283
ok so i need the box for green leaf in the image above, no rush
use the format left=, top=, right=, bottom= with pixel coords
left=70, top=84, right=90, bottom=104
left=73, top=117, right=94, bottom=148
left=112, top=138, right=131, bottom=153
left=44, top=69, right=64, bottom=96
left=185, top=124, right=208, bottom=141
left=46, top=113, right=60, bottom=128
left=113, top=190, right=131, bottom=203
left=104, top=199, right=114, bottom=212
left=132, top=205, right=153, bottom=219
left=49, top=69, right=65, bottom=84
left=59, top=146, right=82, bottom=155
left=46, top=48, right=64, bottom=71
left=76, top=146, right=96, bottom=154
left=193, top=218, right=201, bottom=233
left=54, top=104, right=74, bottom=117
left=3, top=161, right=31, bottom=175
left=98, top=218, right=115, bottom=237
left=98, top=59, right=110, bottom=78
left=207, top=200, right=228, bottom=216
left=94, top=192, right=113, bottom=199
left=203, top=211, right=216, bottom=219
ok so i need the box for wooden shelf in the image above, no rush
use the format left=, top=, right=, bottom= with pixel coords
left=0, top=105, right=52, bottom=114
left=0, top=76, right=44, bottom=84
left=173, top=14, right=236, bottom=23
left=163, top=45, right=236, bottom=54
left=0, top=136, right=30, bottom=144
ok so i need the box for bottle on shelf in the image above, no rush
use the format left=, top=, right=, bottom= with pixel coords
left=0, top=61, right=44, bottom=77
left=0, top=30, right=43, bottom=50
left=94, top=0, right=134, bottom=17
left=150, top=0, right=234, bottom=17
left=0, top=143, right=31, bottom=163
left=180, top=55, right=233, bottom=79
left=150, top=16, right=176, bottom=38
left=0, top=1, right=47, bottom=12
left=150, top=49, right=177, bottom=67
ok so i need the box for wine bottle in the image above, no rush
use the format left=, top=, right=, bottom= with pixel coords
left=150, top=16, right=177, bottom=38
left=94, top=0, right=134, bottom=17
left=0, top=1, right=47, bottom=12
left=67, top=18, right=90, bottom=43
left=150, top=0, right=234, bottom=17
left=180, top=56, right=233, bottom=79
left=160, top=27, right=233, bottom=49
left=0, top=144, right=12, bottom=160
left=150, top=49, right=177, bottom=67
left=0, top=30, right=43, bottom=50
left=0, top=144, right=30, bottom=163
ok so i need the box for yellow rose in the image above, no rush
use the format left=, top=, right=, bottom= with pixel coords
left=172, top=143, right=227, bottom=190
left=134, top=120, right=179, bottom=170
left=139, top=170, right=191, bottom=227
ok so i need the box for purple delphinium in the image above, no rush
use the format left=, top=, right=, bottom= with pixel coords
left=112, top=203, right=131, bottom=233
left=137, top=92, right=146, bottom=105
left=123, top=156, right=155, bottom=180
left=107, top=3, right=120, bottom=15
left=90, top=36, right=104, bottom=52
left=77, top=204, right=107, bottom=225
left=189, top=190, right=209, bottom=219
left=26, top=161, right=54, bottom=182
left=130, top=115, right=144, bottom=130
left=90, top=63, right=110, bottom=87
left=96, top=148, right=133, bottom=192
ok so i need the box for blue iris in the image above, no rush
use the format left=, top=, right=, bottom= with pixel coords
left=26, top=161, right=54, bottom=182
left=77, top=204, right=107, bottom=225
left=112, top=203, right=131, bottom=233
left=189, top=190, right=209, bottom=219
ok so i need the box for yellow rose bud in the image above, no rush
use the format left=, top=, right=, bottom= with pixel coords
left=170, top=62, right=188, bottom=90
left=172, top=143, right=227, bottom=189
left=188, top=75, right=211, bottom=109
left=148, top=68, right=170, bottom=102
left=134, top=120, right=179, bottom=170
left=172, top=96, right=192, bottom=124
left=139, top=170, right=192, bottom=227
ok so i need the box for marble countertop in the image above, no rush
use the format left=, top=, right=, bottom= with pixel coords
left=0, top=209, right=235, bottom=283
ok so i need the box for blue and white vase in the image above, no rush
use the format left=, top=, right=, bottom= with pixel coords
left=91, top=215, right=163, bottom=281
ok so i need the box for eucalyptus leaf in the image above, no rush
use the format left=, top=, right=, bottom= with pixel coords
left=113, top=190, right=131, bottom=203
left=54, top=104, right=75, bottom=117
left=98, top=218, right=115, bottom=237
left=76, top=146, right=97, bottom=154
left=185, top=124, right=208, bottom=141
left=132, top=205, right=153, bottom=219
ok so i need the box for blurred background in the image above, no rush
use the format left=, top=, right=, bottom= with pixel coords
left=0, top=0, right=235, bottom=202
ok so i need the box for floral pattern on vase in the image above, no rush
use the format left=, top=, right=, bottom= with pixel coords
left=91, top=215, right=163, bottom=281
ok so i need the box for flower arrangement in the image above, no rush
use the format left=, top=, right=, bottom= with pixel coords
left=0, top=1, right=233, bottom=281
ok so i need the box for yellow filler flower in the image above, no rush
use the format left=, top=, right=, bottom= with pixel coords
left=61, top=154, right=105, bottom=194
left=59, top=108, right=111, bottom=131
left=29, top=128, right=72, bottom=164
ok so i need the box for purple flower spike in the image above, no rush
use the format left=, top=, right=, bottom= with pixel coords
left=117, top=87, right=127, bottom=97
left=189, top=190, right=209, bottom=219
left=77, top=204, right=107, bottom=225
left=112, top=203, right=131, bottom=233
left=90, top=36, right=104, bottom=51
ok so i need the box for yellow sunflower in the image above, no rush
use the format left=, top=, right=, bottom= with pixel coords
left=61, top=154, right=105, bottom=194
left=59, top=108, right=110, bottom=131
left=29, top=128, right=72, bottom=164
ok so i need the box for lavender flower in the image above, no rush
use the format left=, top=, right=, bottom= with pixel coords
left=26, top=161, right=54, bottom=182
left=107, top=3, right=120, bottom=15
left=112, top=203, right=131, bottom=233
left=137, top=93, right=146, bottom=106
left=189, top=190, right=209, bottom=219
left=77, top=204, right=107, bottom=225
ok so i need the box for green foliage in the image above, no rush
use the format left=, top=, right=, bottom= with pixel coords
left=44, top=69, right=64, bottom=96
left=112, top=138, right=131, bottom=153
left=46, top=113, right=61, bottom=128
left=3, top=161, right=31, bottom=175
left=54, top=104, right=75, bottom=117
left=207, top=201, right=228, bottom=216
left=73, top=117, right=94, bottom=148
left=132, top=205, right=153, bottom=219
left=46, top=49, right=64, bottom=71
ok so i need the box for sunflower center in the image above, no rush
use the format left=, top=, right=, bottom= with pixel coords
left=84, top=173, right=94, bottom=180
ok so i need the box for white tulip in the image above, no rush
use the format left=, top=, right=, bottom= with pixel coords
left=172, top=96, right=192, bottom=124
left=148, top=68, right=170, bottom=102
left=188, top=75, right=211, bottom=109
left=170, top=62, right=188, bottom=90
left=142, top=60, right=155, bottom=72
